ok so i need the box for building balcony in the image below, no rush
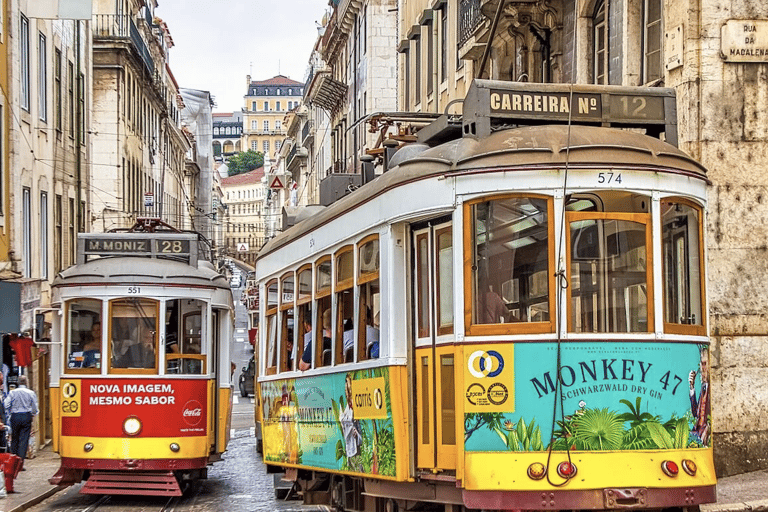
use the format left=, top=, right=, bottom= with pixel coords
left=93, top=14, right=154, bottom=75
left=305, top=69, right=347, bottom=113
left=287, top=144, right=308, bottom=171
left=301, top=121, right=314, bottom=145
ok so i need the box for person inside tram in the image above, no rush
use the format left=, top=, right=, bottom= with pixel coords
left=342, top=318, right=354, bottom=362
left=81, top=321, right=102, bottom=368
left=482, top=285, right=509, bottom=324
left=111, top=317, right=138, bottom=367
left=116, top=323, right=156, bottom=368
left=299, top=309, right=332, bottom=370
left=365, top=308, right=380, bottom=359
left=298, top=318, right=312, bottom=371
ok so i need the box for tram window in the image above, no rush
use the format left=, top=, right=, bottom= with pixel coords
left=109, top=298, right=159, bottom=372
left=662, top=199, right=704, bottom=333
left=435, top=227, right=454, bottom=335
left=416, top=233, right=430, bottom=338
left=358, top=236, right=380, bottom=360
left=266, top=279, right=278, bottom=309
left=265, top=312, right=278, bottom=374
left=568, top=215, right=651, bottom=333
left=65, top=298, right=102, bottom=372
left=316, top=257, right=331, bottom=292
left=468, top=196, right=552, bottom=332
left=280, top=274, right=295, bottom=372
left=316, top=299, right=332, bottom=368
left=440, top=354, right=456, bottom=445
left=336, top=246, right=355, bottom=363
left=297, top=304, right=312, bottom=370
left=297, top=266, right=312, bottom=302
left=165, top=299, right=207, bottom=375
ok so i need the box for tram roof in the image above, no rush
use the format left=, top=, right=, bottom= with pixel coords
left=52, top=256, right=230, bottom=290
left=258, top=124, right=708, bottom=261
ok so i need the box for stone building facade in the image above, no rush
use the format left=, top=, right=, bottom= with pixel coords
left=91, top=0, right=190, bottom=232
left=221, top=167, right=267, bottom=266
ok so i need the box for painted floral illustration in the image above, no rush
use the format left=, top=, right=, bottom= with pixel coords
left=465, top=396, right=710, bottom=452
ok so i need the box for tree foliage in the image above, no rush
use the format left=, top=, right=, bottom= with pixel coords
left=227, top=150, right=264, bottom=176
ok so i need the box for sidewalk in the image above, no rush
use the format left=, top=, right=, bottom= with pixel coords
left=1, top=445, right=64, bottom=512
left=2, top=446, right=768, bottom=512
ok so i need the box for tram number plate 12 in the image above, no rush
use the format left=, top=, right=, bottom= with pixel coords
left=597, top=172, right=622, bottom=184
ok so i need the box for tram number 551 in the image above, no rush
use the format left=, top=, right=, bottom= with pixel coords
left=127, top=286, right=141, bottom=294
left=597, top=172, right=622, bottom=184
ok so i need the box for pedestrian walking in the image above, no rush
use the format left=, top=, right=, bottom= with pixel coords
left=0, top=373, right=8, bottom=452
left=4, top=375, right=38, bottom=464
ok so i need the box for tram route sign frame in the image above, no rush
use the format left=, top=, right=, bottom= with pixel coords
left=77, top=233, right=199, bottom=266
left=462, top=79, right=678, bottom=146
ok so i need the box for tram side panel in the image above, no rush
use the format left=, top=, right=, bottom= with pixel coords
left=259, top=365, right=410, bottom=480
left=459, top=341, right=715, bottom=504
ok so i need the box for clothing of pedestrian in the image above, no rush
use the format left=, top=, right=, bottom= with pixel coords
left=5, top=376, right=38, bottom=460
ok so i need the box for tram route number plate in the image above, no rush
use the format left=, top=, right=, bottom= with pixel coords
left=61, top=380, right=82, bottom=417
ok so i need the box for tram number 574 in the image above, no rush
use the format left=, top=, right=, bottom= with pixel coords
left=597, top=172, right=622, bottom=184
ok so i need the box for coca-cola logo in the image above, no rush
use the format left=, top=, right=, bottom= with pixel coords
left=182, top=400, right=204, bottom=426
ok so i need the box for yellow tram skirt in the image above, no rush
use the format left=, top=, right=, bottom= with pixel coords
left=464, top=449, right=715, bottom=491
left=59, top=435, right=210, bottom=460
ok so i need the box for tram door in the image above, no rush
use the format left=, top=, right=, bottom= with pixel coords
left=412, top=220, right=456, bottom=471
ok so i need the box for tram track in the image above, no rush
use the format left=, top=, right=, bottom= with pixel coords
left=71, top=483, right=197, bottom=512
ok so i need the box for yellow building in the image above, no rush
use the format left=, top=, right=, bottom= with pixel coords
left=242, top=75, right=304, bottom=161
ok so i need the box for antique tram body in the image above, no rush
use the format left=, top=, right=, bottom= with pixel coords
left=253, top=81, right=715, bottom=512
left=49, top=225, right=233, bottom=496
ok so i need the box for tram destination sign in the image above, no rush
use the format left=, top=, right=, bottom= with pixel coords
left=464, top=80, right=677, bottom=144
left=84, top=238, right=191, bottom=255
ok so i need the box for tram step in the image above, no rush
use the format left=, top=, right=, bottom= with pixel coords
left=80, top=470, right=182, bottom=496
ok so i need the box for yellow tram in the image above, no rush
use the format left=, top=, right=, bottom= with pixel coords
left=48, top=221, right=234, bottom=496
left=253, top=81, right=714, bottom=511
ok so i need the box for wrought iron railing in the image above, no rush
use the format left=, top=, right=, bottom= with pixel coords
left=93, top=14, right=154, bottom=75
left=459, top=0, right=483, bottom=48
left=302, top=120, right=314, bottom=143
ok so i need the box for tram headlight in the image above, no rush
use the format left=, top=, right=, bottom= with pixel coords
left=123, top=416, right=143, bottom=436
left=170, top=443, right=180, bottom=453
left=83, top=442, right=94, bottom=452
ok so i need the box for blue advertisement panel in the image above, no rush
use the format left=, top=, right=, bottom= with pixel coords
left=261, top=366, right=396, bottom=476
left=464, top=342, right=710, bottom=452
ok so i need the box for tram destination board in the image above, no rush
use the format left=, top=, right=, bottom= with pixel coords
left=77, top=233, right=198, bottom=265
left=463, top=80, right=677, bottom=145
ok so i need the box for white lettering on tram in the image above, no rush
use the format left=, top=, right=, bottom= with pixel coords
left=90, top=396, right=132, bottom=405
left=123, top=383, right=174, bottom=394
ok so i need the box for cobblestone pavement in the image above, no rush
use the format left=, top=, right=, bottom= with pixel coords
left=23, top=432, right=324, bottom=512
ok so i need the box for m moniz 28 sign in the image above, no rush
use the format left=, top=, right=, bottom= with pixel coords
left=84, top=237, right=191, bottom=256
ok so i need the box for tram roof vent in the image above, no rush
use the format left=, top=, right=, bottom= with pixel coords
left=461, top=79, right=679, bottom=146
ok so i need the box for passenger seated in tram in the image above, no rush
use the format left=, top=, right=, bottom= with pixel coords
left=299, top=309, right=331, bottom=370
left=342, top=318, right=354, bottom=362
left=80, top=322, right=101, bottom=368
left=365, top=309, right=379, bottom=359
left=114, top=323, right=155, bottom=369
